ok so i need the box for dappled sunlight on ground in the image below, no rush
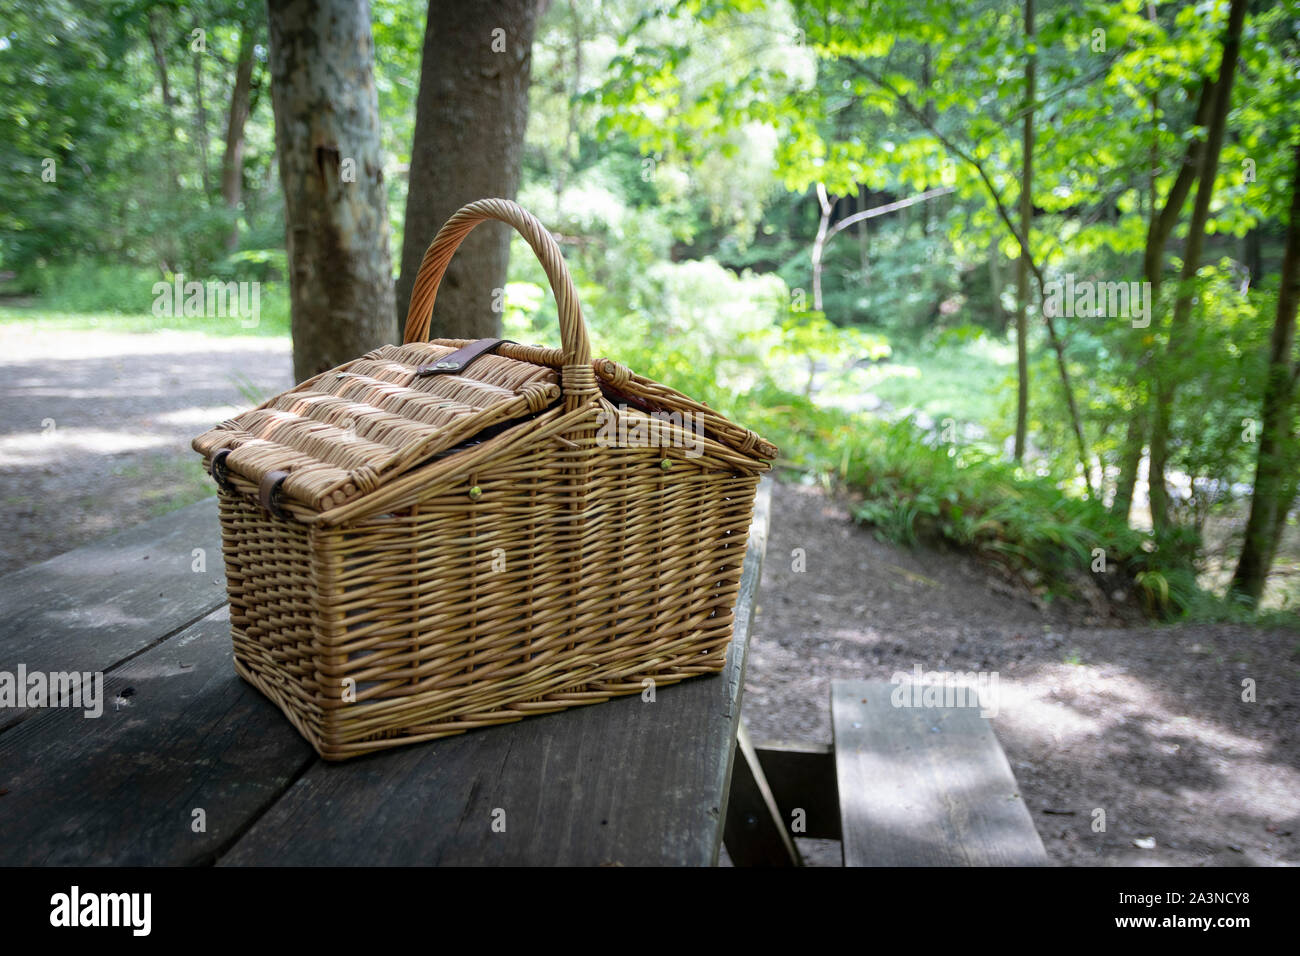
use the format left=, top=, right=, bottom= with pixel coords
left=0, top=325, right=292, bottom=574
left=152, top=406, right=251, bottom=428
left=0, top=428, right=172, bottom=466
left=988, top=678, right=1110, bottom=742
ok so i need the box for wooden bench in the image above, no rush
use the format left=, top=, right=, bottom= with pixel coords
left=830, top=680, right=1047, bottom=865
left=742, top=680, right=1048, bottom=866
left=0, top=481, right=770, bottom=866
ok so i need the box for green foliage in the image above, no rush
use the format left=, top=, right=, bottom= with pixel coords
left=0, top=0, right=281, bottom=275
left=808, top=224, right=967, bottom=334
left=6, top=0, right=1299, bottom=621
left=14, top=261, right=162, bottom=314
left=836, top=417, right=1195, bottom=613
left=0, top=283, right=291, bottom=338
left=212, top=248, right=288, bottom=283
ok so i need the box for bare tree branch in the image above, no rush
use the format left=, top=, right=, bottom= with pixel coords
left=827, top=186, right=955, bottom=239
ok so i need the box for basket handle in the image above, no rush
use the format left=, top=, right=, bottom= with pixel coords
left=403, top=199, right=591, bottom=371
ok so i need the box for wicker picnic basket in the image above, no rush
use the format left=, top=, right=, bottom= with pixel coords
left=192, top=198, right=776, bottom=760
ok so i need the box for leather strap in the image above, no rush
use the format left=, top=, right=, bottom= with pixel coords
left=259, top=470, right=290, bottom=519
left=210, top=448, right=236, bottom=493
left=415, top=338, right=514, bottom=376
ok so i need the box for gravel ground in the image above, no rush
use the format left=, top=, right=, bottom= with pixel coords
left=2, top=326, right=1296, bottom=867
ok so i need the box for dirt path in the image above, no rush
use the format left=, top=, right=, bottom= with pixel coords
left=0, top=326, right=292, bottom=575
left=2, top=327, right=1296, bottom=867
left=745, top=480, right=1300, bottom=866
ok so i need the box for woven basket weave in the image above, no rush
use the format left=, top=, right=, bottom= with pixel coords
left=193, top=199, right=776, bottom=760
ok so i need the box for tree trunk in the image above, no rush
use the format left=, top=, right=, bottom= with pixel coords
left=192, top=40, right=211, bottom=195
left=267, top=0, right=396, bottom=383
left=1111, top=74, right=1218, bottom=521
left=395, top=0, right=540, bottom=340
left=988, top=239, right=1007, bottom=331
left=146, top=10, right=181, bottom=194
left=1267, top=472, right=1300, bottom=575
left=1148, top=0, right=1247, bottom=533
left=1111, top=411, right=1146, bottom=519
left=221, top=21, right=257, bottom=251
left=1230, top=140, right=1300, bottom=604
left=921, top=46, right=934, bottom=237
left=1244, top=226, right=1263, bottom=287
left=1014, top=0, right=1034, bottom=462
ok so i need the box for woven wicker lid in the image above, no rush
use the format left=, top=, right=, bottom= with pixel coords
left=192, top=340, right=560, bottom=513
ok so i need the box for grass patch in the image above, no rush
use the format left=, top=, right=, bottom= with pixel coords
left=0, top=258, right=291, bottom=337
left=0, top=296, right=290, bottom=338
left=108, top=456, right=213, bottom=519
left=860, top=335, right=1014, bottom=430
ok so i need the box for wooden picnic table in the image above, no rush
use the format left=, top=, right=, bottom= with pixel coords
left=0, top=481, right=770, bottom=866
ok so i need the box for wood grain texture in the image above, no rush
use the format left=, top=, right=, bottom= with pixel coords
left=0, top=498, right=226, bottom=719
left=832, top=680, right=1047, bottom=867
left=218, top=480, right=770, bottom=866
left=0, top=607, right=314, bottom=865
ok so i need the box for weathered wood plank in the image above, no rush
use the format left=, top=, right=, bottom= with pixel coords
left=0, top=606, right=315, bottom=865
left=218, top=480, right=771, bottom=867
left=723, top=722, right=801, bottom=865
left=0, top=498, right=226, bottom=698
left=754, top=742, right=840, bottom=840
left=706, top=478, right=769, bottom=862
left=832, top=679, right=1048, bottom=866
